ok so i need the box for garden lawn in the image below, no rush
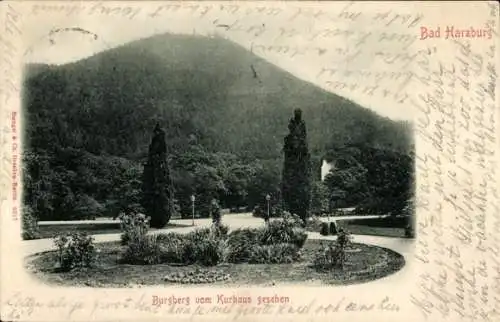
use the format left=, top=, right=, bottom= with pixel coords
left=308, top=216, right=410, bottom=238
left=336, top=224, right=405, bottom=238
left=25, top=239, right=404, bottom=287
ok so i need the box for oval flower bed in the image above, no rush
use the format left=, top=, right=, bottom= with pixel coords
left=25, top=216, right=405, bottom=287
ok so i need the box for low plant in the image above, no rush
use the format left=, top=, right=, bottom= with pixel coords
left=329, top=222, right=338, bottom=235
left=164, top=269, right=231, bottom=284
left=150, top=227, right=228, bottom=266
left=226, top=228, right=262, bottom=263
left=313, top=229, right=353, bottom=270
left=119, top=212, right=149, bottom=245
left=320, top=222, right=329, bottom=236
left=259, top=213, right=307, bottom=248
left=211, top=223, right=229, bottom=239
left=53, top=232, right=96, bottom=271
left=405, top=223, right=415, bottom=238
left=120, top=234, right=162, bottom=265
left=249, top=243, right=300, bottom=264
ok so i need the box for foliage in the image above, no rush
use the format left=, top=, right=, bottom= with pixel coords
left=310, top=181, right=329, bottom=215
left=211, top=223, right=229, bottom=239
left=329, top=222, right=338, bottom=235
left=225, top=214, right=306, bottom=263
left=249, top=243, right=300, bottom=264
left=53, top=232, right=96, bottom=271
left=210, top=199, right=222, bottom=225
left=320, top=222, right=329, bottom=236
left=324, top=144, right=414, bottom=216
left=142, top=124, right=174, bottom=228
left=145, top=227, right=229, bottom=266
left=282, top=109, right=312, bottom=225
left=22, top=205, right=40, bottom=240
left=259, top=213, right=307, bottom=248
left=225, top=228, right=262, bottom=263
left=405, top=217, right=415, bottom=238
left=121, top=234, right=163, bottom=265
left=119, top=212, right=149, bottom=245
left=313, top=230, right=352, bottom=270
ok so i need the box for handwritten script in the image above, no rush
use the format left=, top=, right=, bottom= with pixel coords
left=1, top=291, right=400, bottom=320
left=411, top=2, right=499, bottom=321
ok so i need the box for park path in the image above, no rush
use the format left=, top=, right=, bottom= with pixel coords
left=37, top=213, right=389, bottom=225
left=24, top=213, right=413, bottom=258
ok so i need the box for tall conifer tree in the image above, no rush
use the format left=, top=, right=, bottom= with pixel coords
left=282, top=109, right=311, bottom=225
left=142, top=123, right=173, bottom=228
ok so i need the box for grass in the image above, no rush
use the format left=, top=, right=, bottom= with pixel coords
left=25, top=239, right=405, bottom=287
left=36, top=222, right=192, bottom=239
left=307, top=215, right=411, bottom=238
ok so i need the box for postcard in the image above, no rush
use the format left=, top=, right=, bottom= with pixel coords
left=0, top=1, right=499, bottom=321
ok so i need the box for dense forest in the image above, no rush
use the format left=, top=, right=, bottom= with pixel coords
left=22, top=33, right=414, bottom=221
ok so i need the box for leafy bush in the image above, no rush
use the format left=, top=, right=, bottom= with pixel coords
left=313, top=229, right=353, bottom=270
left=121, top=234, right=163, bottom=265
left=53, top=232, right=96, bottom=271
left=337, top=229, right=352, bottom=250
left=155, top=227, right=227, bottom=266
left=405, top=222, right=414, bottom=238
left=329, top=222, right=338, bottom=235
left=191, top=236, right=226, bottom=266
left=22, top=206, right=40, bottom=240
left=211, top=223, right=229, bottom=239
left=226, top=228, right=262, bottom=263
left=119, top=212, right=149, bottom=245
left=259, top=213, right=307, bottom=248
left=320, top=222, right=329, bottom=236
left=155, top=233, right=188, bottom=263
left=249, top=243, right=300, bottom=264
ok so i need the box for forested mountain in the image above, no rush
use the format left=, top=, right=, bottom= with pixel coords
left=23, top=33, right=414, bottom=221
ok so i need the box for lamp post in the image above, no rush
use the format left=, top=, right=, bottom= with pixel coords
left=266, top=194, right=271, bottom=223
left=191, top=195, right=196, bottom=226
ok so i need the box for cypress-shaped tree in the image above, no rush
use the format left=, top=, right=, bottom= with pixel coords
left=281, top=109, right=311, bottom=225
left=141, top=123, right=173, bottom=228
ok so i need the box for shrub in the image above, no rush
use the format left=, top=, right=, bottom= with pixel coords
left=211, top=223, right=229, bottom=239
left=405, top=222, right=415, bottom=238
left=192, top=236, right=226, bottom=266
left=329, top=222, right=338, bottom=235
left=119, top=212, right=149, bottom=245
left=22, top=206, right=40, bottom=240
left=181, top=227, right=227, bottom=266
left=320, top=222, right=329, bottom=236
left=337, top=229, right=352, bottom=250
left=313, top=229, right=352, bottom=270
left=226, top=228, right=261, bottom=263
left=249, top=243, right=300, bottom=264
left=259, top=213, right=307, bottom=248
left=156, top=227, right=228, bottom=266
left=313, top=241, right=341, bottom=270
left=121, top=234, right=162, bottom=265
left=53, top=232, right=96, bottom=271
left=156, top=233, right=188, bottom=264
